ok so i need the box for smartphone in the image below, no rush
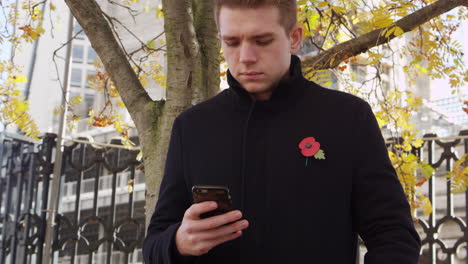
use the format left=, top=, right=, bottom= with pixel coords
left=192, top=185, right=234, bottom=219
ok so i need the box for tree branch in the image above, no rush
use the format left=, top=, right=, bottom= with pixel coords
left=303, top=0, right=468, bottom=71
left=63, top=0, right=153, bottom=123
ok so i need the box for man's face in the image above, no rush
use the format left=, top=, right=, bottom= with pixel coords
left=218, top=6, right=302, bottom=100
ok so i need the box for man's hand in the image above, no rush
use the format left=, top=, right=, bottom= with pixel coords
left=175, top=201, right=249, bottom=256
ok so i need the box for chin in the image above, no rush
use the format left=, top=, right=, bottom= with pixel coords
left=242, top=83, right=270, bottom=95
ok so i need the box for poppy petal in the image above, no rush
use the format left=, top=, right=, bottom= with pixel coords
left=300, top=141, right=320, bottom=157
left=299, top=137, right=316, bottom=149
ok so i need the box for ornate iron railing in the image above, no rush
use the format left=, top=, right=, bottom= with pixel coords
left=356, top=131, right=468, bottom=264
left=2, top=130, right=468, bottom=263
left=0, top=133, right=145, bottom=264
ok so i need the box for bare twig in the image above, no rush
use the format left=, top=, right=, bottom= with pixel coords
left=48, top=0, right=55, bottom=38
left=106, top=0, right=139, bottom=18
left=52, top=29, right=83, bottom=104
left=128, top=31, right=165, bottom=56
left=101, top=12, right=142, bottom=72
left=0, top=1, right=10, bottom=35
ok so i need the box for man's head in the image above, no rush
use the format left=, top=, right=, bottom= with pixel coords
left=215, top=0, right=303, bottom=100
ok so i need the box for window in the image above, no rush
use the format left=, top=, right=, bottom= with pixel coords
left=72, top=45, right=84, bottom=63
left=71, top=68, right=82, bottom=87
left=63, top=184, right=68, bottom=196
left=351, top=64, right=366, bottom=84
left=74, top=22, right=85, bottom=39
left=87, top=48, right=97, bottom=64
left=99, top=176, right=111, bottom=190
left=86, top=70, right=96, bottom=88
left=84, top=94, right=94, bottom=112
left=70, top=182, right=77, bottom=195
left=119, top=172, right=128, bottom=187
left=135, top=170, right=145, bottom=184
left=83, top=179, right=95, bottom=193
left=137, top=250, right=143, bottom=262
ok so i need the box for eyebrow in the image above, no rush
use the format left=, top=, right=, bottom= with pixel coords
left=221, top=32, right=275, bottom=41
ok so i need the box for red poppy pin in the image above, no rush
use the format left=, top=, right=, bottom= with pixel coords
left=298, top=137, right=326, bottom=166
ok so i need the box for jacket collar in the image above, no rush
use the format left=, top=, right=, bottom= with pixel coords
left=227, top=55, right=308, bottom=113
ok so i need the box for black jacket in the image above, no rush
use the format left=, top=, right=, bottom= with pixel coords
left=143, top=55, right=421, bottom=264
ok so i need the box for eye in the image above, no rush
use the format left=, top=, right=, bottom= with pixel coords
left=257, top=39, right=273, bottom=46
left=225, top=41, right=239, bottom=47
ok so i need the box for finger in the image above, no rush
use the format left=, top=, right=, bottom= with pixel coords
left=204, top=230, right=243, bottom=251
left=185, top=201, right=217, bottom=220
left=196, top=219, right=249, bottom=241
left=192, top=210, right=243, bottom=231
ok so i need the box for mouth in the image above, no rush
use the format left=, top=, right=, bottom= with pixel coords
left=239, top=72, right=264, bottom=80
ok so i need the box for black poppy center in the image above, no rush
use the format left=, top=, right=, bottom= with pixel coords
left=305, top=143, right=312, bottom=148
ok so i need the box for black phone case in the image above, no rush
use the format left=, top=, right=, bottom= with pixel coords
left=192, top=185, right=234, bottom=218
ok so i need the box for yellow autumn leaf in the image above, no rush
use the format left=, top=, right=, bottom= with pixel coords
left=11, top=74, right=28, bottom=83
left=109, top=88, right=119, bottom=97
left=114, top=120, right=123, bottom=133
left=318, top=1, right=329, bottom=8
left=402, top=142, right=412, bottom=152
left=139, top=74, right=149, bottom=87
left=127, top=184, right=134, bottom=194
left=393, top=26, right=404, bottom=37
left=136, top=150, right=143, bottom=161
left=421, top=196, right=432, bottom=215
left=156, top=7, right=164, bottom=18
left=13, top=98, right=28, bottom=112
left=32, top=9, right=42, bottom=21
left=53, top=105, right=64, bottom=116
left=374, top=18, right=394, bottom=28
left=412, top=138, right=424, bottom=148
left=406, top=97, right=422, bottom=108
left=69, top=96, right=82, bottom=107
left=384, top=27, right=396, bottom=38
left=376, top=116, right=387, bottom=128
left=331, top=6, right=346, bottom=14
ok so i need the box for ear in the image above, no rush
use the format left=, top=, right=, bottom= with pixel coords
left=289, top=25, right=303, bottom=53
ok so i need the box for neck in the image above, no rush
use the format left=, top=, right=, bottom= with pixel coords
left=250, top=91, right=272, bottom=101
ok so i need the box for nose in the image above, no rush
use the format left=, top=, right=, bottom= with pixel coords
left=239, top=43, right=257, bottom=64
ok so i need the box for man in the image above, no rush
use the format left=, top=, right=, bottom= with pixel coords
left=143, top=0, right=421, bottom=263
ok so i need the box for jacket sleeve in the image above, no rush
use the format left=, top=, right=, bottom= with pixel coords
left=143, top=117, right=197, bottom=264
left=351, top=101, right=421, bottom=264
